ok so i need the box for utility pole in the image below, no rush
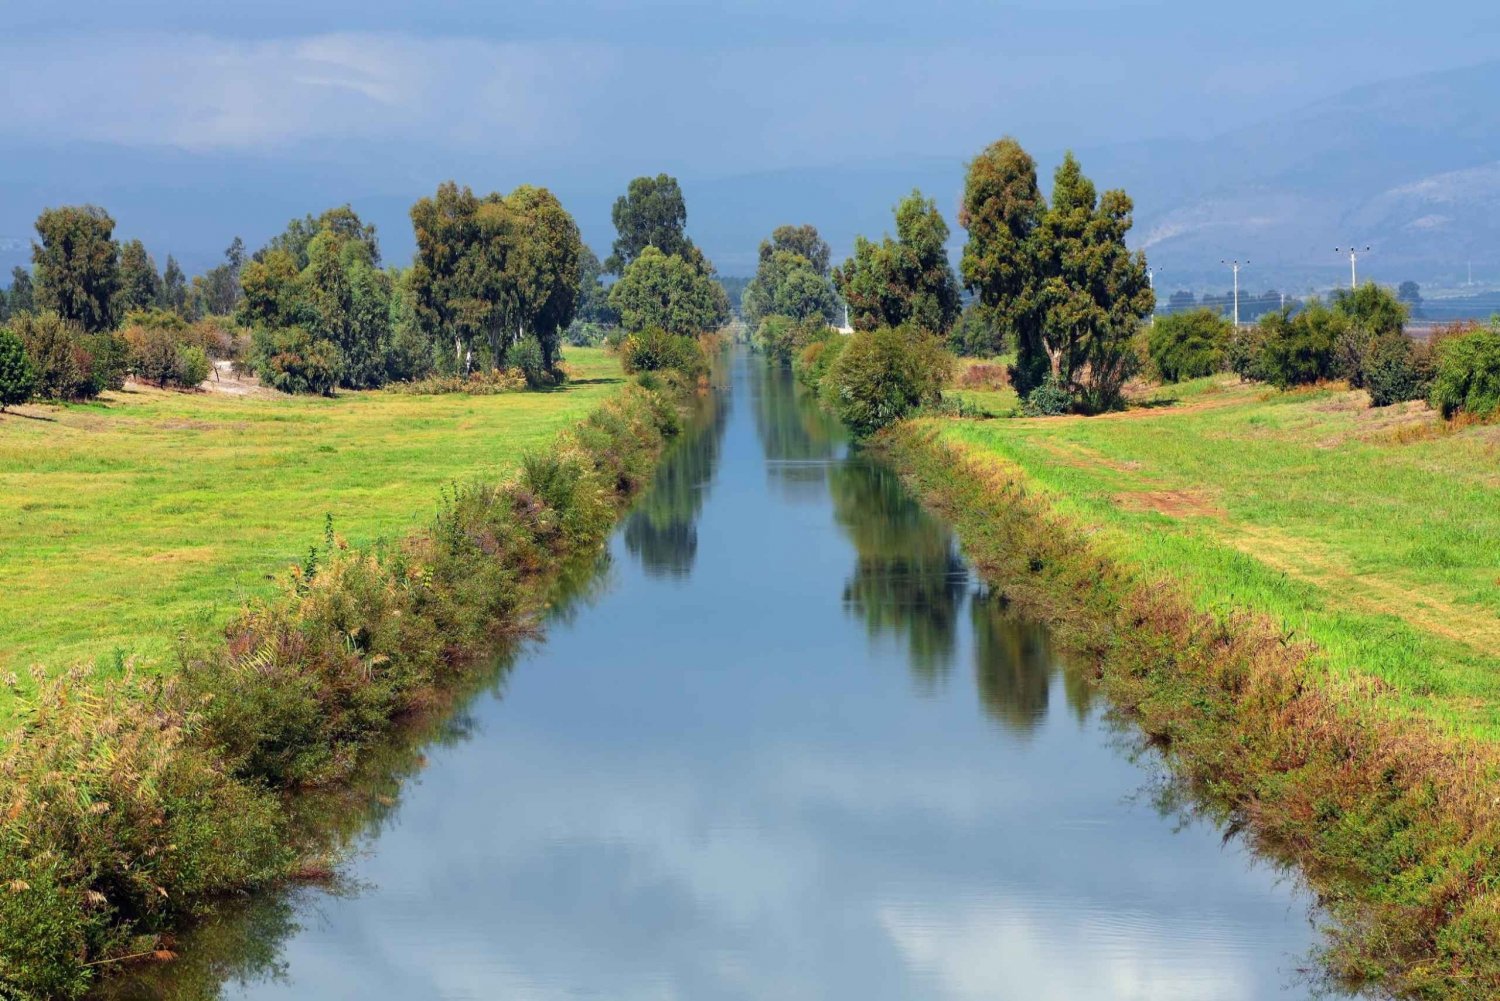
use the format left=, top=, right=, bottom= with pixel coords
left=1335, top=246, right=1370, bottom=290
left=1146, top=267, right=1155, bottom=325
left=1222, top=259, right=1245, bottom=327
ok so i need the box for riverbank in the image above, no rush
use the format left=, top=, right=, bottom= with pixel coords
left=0, top=368, right=695, bottom=1000
left=879, top=385, right=1500, bottom=999
left=0, top=348, right=622, bottom=714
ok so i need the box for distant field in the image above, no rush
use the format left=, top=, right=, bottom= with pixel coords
left=0, top=348, right=623, bottom=701
left=930, top=376, right=1500, bottom=740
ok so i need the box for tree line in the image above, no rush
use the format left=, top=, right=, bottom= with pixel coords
left=0, top=172, right=734, bottom=408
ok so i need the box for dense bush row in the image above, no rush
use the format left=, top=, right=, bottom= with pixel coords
left=1141, top=285, right=1500, bottom=421
left=0, top=383, right=685, bottom=1000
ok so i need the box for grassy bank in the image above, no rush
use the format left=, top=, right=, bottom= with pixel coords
left=930, top=376, right=1500, bottom=739
left=881, top=380, right=1500, bottom=999
left=0, top=361, right=690, bottom=1000
left=0, top=348, right=621, bottom=706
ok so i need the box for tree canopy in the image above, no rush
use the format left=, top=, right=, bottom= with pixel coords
left=606, top=174, right=692, bottom=274
left=742, top=247, right=838, bottom=328
left=758, top=224, right=831, bottom=276
left=833, top=190, right=961, bottom=335
left=608, top=246, right=729, bottom=337
left=32, top=205, right=120, bottom=333
left=959, top=137, right=1045, bottom=362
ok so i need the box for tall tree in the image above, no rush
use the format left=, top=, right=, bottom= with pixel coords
left=606, top=174, right=691, bottom=274
left=574, top=245, right=619, bottom=326
left=8, top=267, right=34, bottom=316
left=758, top=224, right=831, bottom=276
left=1032, top=153, right=1154, bottom=411
left=409, top=182, right=488, bottom=371
left=834, top=190, right=961, bottom=335
left=195, top=238, right=248, bottom=317
left=959, top=137, right=1045, bottom=370
left=608, top=246, right=728, bottom=336
left=159, top=256, right=188, bottom=314
left=261, top=206, right=379, bottom=270
left=742, top=249, right=837, bottom=327
left=115, top=239, right=162, bottom=317
left=32, top=205, right=120, bottom=332
left=503, top=185, right=584, bottom=369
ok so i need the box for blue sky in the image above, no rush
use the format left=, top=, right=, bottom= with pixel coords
left=7, top=1, right=1498, bottom=176
left=4, top=1, right=1498, bottom=281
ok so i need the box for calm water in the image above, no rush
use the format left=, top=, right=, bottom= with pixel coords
left=117, top=352, right=1321, bottom=1001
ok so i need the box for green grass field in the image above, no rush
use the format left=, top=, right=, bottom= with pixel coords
left=0, top=348, right=624, bottom=700
left=929, top=376, right=1500, bottom=740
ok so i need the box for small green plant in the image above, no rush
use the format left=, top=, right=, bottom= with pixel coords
left=509, top=335, right=550, bottom=388
left=1364, top=333, right=1430, bottom=407
left=1021, top=375, right=1072, bottom=416
left=0, top=329, right=36, bottom=411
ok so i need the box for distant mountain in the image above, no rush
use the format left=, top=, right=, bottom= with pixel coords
left=2, top=62, right=1498, bottom=295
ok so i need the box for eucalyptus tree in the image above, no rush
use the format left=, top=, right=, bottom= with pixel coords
left=608, top=246, right=728, bottom=336
left=606, top=174, right=692, bottom=274
left=32, top=205, right=120, bottom=332
left=834, top=190, right=960, bottom=335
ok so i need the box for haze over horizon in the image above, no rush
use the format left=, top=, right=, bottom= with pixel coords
left=5, top=0, right=1499, bottom=290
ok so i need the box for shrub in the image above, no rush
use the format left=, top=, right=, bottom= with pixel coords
left=794, top=334, right=847, bottom=391
left=0, top=329, right=36, bottom=410
left=1429, top=323, right=1500, bottom=420
left=176, top=345, right=211, bottom=388
left=824, top=325, right=952, bottom=436
left=251, top=326, right=341, bottom=395
left=1146, top=308, right=1230, bottom=382
left=1364, top=333, right=1431, bottom=408
left=1021, top=374, right=1073, bottom=416
left=7, top=312, right=101, bottom=401
left=1227, top=323, right=1270, bottom=382
left=388, top=368, right=526, bottom=396
left=754, top=315, right=830, bottom=366
left=620, top=327, right=706, bottom=378
left=509, top=335, right=550, bottom=388
left=1259, top=302, right=1341, bottom=389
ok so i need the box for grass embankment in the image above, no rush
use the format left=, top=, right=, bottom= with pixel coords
left=883, top=377, right=1500, bottom=998
left=0, top=348, right=621, bottom=709
left=0, top=351, right=692, bottom=1000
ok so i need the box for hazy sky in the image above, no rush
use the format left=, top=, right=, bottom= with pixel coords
left=7, top=1, right=1499, bottom=178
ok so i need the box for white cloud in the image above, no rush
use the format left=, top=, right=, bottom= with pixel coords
left=0, top=32, right=614, bottom=152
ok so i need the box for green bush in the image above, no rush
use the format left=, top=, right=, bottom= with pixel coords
left=1226, top=323, right=1270, bottom=382
left=509, top=335, right=550, bottom=388
left=251, top=326, right=341, bottom=395
left=0, top=329, right=36, bottom=410
left=1146, top=308, right=1230, bottom=383
left=620, top=327, right=706, bottom=378
left=7, top=312, right=103, bottom=401
left=1429, top=323, right=1500, bottom=420
left=793, top=333, right=847, bottom=390
left=754, top=315, right=829, bottom=366
left=1022, top=375, right=1073, bottom=416
left=824, top=325, right=952, bottom=436
left=1259, top=302, right=1342, bottom=389
left=176, top=345, right=211, bottom=388
left=1364, top=333, right=1431, bottom=408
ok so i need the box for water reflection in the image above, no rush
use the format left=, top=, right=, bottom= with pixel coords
left=749, top=359, right=843, bottom=501
left=832, top=459, right=969, bottom=690
left=622, top=391, right=729, bottom=579
left=104, top=352, right=1322, bottom=1001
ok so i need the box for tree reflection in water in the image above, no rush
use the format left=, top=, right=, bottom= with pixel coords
left=622, top=391, right=729, bottom=579
left=749, top=359, right=843, bottom=503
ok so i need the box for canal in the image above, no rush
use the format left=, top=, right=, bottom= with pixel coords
left=116, top=350, right=1320, bottom=1000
